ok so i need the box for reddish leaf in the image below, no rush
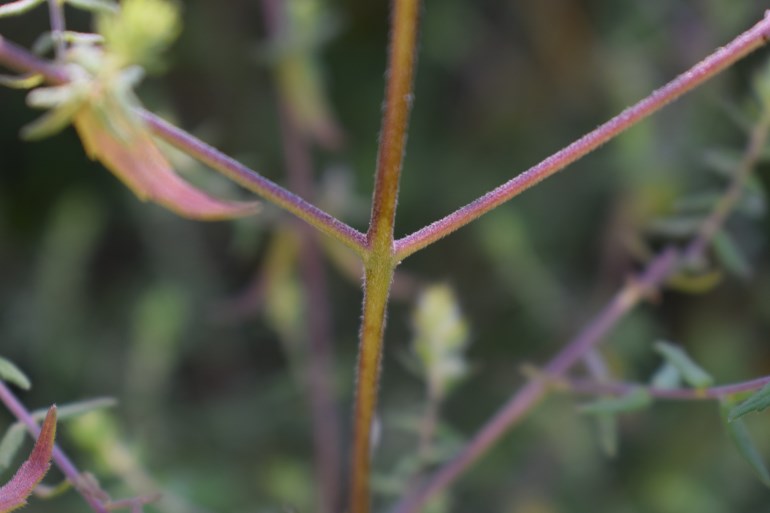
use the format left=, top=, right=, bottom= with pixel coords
left=0, top=406, right=57, bottom=513
left=74, top=106, right=260, bottom=221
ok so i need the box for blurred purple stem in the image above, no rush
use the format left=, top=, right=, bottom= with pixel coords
left=262, top=1, right=343, bottom=512
left=391, top=45, right=770, bottom=513
left=0, top=381, right=110, bottom=513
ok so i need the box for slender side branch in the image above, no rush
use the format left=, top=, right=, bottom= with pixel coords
left=0, top=35, right=367, bottom=256
left=394, top=12, right=770, bottom=261
left=261, top=0, right=343, bottom=509
left=0, top=382, right=110, bottom=513
left=389, top=249, right=679, bottom=513
left=351, top=2, right=421, bottom=513
left=46, top=0, right=65, bottom=60
left=390, top=59, right=770, bottom=513
left=141, top=113, right=367, bottom=256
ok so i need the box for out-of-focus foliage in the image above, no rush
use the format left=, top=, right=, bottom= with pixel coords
left=1, top=1, right=770, bottom=512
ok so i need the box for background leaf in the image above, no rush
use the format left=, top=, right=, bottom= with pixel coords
left=0, top=358, right=30, bottom=391
left=728, top=383, right=770, bottom=422
left=579, top=388, right=653, bottom=415
left=721, top=400, right=770, bottom=487
left=654, top=341, right=714, bottom=388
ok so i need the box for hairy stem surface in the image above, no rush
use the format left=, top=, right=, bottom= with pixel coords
left=350, top=1, right=421, bottom=513
left=394, top=13, right=770, bottom=261
left=390, top=74, right=770, bottom=513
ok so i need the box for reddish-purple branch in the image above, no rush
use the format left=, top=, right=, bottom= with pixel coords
left=261, top=0, right=343, bottom=509
left=0, top=35, right=367, bottom=256
left=391, top=35, right=770, bottom=511
left=388, top=248, right=679, bottom=513
left=394, top=12, right=770, bottom=261
left=140, top=113, right=367, bottom=255
left=0, top=382, right=110, bottom=513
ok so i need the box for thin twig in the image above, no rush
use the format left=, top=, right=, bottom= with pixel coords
left=389, top=249, right=679, bottom=513
left=393, top=12, right=770, bottom=261
left=0, top=35, right=368, bottom=256
left=390, top=56, right=770, bottom=513
left=46, top=0, right=65, bottom=60
left=261, top=0, right=343, bottom=510
left=0, top=382, right=110, bottom=513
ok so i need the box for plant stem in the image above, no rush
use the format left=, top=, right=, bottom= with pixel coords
left=366, top=0, right=420, bottom=253
left=0, top=382, right=110, bottom=513
left=0, top=35, right=367, bottom=257
left=262, top=0, right=344, bottom=507
left=389, top=249, right=679, bottom=513
left=141, top=113, right=367, bottom=256
left=351, top=262, right=395, bottom=513
left=393, top=12, right=770, bottom=262
left=46, top=0, right=65, bottom=60
left=390, top=65, right=770, bottom=513
left=350, top=2, right=421, bottom=513
left=683, top=97, right=770, bottom=262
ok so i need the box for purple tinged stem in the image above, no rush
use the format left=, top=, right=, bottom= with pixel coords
left=0, top=36, right=367, bottom=256
left=393, top=13, right=770, bottom=262
left=0, top=382, right=110, bottom=513
left=390, top=23, right=770, bottom=511
left=46, top=0, right=65, bottom=60
left=261, top=0, right=343, bottom=510
left=139, top=113, right=367, bottom=256
left=389, top=249, right=679, bottom=513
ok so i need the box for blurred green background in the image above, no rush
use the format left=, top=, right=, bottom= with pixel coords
left=1, top=1, right=770, bottom=512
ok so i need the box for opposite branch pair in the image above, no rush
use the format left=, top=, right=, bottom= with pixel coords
left=3, top=5, right=770, bottom=513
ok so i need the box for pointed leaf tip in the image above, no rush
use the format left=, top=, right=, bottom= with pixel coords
left=75, top=107, right=260, bottom=221
left=0, top=406, right=57, bottom=513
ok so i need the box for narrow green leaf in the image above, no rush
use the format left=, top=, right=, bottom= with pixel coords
left=654, top=341, right=714, bottom=388
left=26, top=84, right=81, bottom=109
left=579, top=388, right=653, bottom=415
left=21, top=101, right=84, bottom=141
left=737, top=181, right=766, bottom=218
left=31, top=31, right=104, bottom=56
left=65, top=0, right=119, bottom=14
left=0, top=0, right=45, bottom=18
left=0, top=358, right=30, bottom=390
left=702, top=149, right=742, bottom=178
left=665, top=268, right=723, bottom=294
left=721, top=400, right=770, bottom=487
left=650, top=361, right=681, bottom=390
left=728, top=383, right=770, bottom=422
left=712, top=230, right=751, bottom=280
left=30, top=397, right=116, bottom=423
left=30, top=479, right=71, bottom=499
left=594, top=413, right=619, bottom=458
left=0, top=425, right=26, bottom=473
left=0, top=74, right=44, bottom=90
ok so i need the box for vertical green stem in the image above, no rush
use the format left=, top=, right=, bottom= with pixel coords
left=351, top=260, right=395, bottom=513
left=350, top=1, right=421, bottom=513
